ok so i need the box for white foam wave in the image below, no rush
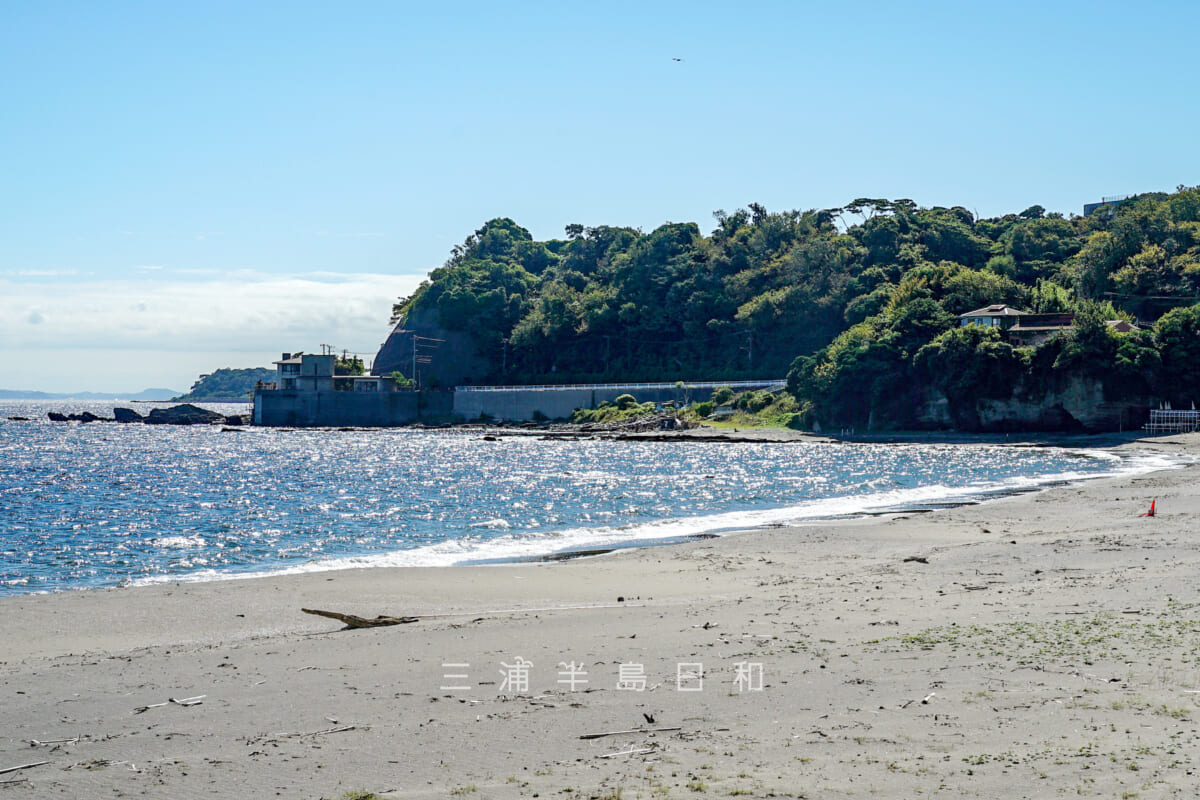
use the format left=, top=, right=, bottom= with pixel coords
left=127, top=447, right=1184, bottom=589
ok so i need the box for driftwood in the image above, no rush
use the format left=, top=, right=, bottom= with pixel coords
left=302, top=602, right=638, bottom=631
left=133, top=695, right=205, bottom=714
left=275, top=724, right=358, bottom=739
left=580, top=726, right=682, bottom=740
left=0, top=762, right=47, bottom=776
left=596, top=746, right=655, bottom=759
left=301, top=608, right=419, bottom=628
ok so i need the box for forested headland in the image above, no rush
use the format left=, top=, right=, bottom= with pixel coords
left=174, top=368, right=275, bottom=401
left=390, top=187, right=1200, bottom=430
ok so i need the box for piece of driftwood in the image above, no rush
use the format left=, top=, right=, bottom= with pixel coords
left=596, top=746, right=655, bottom=759
left=301, top=608, right=419, bottom=628
left=580, top=726, right=682, bottom=740
left=0, top=761, right=47, bottom=776
left=277, top=724, right=357, bottom=738
left=133, top=695, right=205, bottom=714
left=302, top=602, right=640, bottom=631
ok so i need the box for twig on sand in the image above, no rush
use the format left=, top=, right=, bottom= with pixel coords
left=28, top=737, right=82, bottom=747
left=580, top=727, right=682, bottom=740
left=596, top=745, right=656, bottom=759
left=0, top=762, right=47, bottom=776
left=277, top=724, right=358, bottom=738
left=133, top=695, right=206, bottom=714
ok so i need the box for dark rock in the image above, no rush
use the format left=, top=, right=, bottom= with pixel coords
left=48, top=412, right=69, bottom=422
left=69, top=412, right=110, bottom=423
left=223, top=414, right=246, bottom=425
left=145, top=404, right=225, bottom=426
left=113, top=407, right=144, bottom=423
left=6, top=416, right=31, bottom=421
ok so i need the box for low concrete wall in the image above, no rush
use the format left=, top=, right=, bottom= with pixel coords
left=452, top=385, right=717, bottom=422
left=254, top=390, right=452, bottom=427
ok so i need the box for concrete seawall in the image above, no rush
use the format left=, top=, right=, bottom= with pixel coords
left=451, top=381, right=787, bottom=422
left=451, top=385, right=705, bottom=421
left=254, top=390, right=452, bottom=427
left=254, top=381, right=786, bottom=426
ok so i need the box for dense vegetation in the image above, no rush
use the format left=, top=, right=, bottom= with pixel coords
left=174, top=368, right=275, bottom=401
left=393, top=187, right=1200, bottom=428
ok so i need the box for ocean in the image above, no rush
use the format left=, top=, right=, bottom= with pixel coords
left=0, top=400, right=1180, bottom=596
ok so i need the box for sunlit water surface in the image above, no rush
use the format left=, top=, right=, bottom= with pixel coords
left=0, top=401, right=1177, bottom=595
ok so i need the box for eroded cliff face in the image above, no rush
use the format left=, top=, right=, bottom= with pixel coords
left=371, top=308, right=493, bottom=389
left=916, top=376, right=1149, bottom=432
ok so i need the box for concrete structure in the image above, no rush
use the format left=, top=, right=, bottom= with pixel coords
left=254, top=387, right=452, bottom=427
left=275, top=353, right=335, bottom=391
left=257, top=350, right=787, bottom=426
left=452, top=380, right=786, bottom=422
left=255, top=352, right=455, bottom=426
left=1084, top=195, right=1132, bottom=217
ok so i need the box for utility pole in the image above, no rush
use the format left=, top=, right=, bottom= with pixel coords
left=741, top=331, right=753, bottom=371
left=409, top=335, right=445, bottom=389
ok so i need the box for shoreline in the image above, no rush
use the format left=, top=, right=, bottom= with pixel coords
left=3, top=433, right=1199, bottom=798
left=3, top=434, right=1180, bottom=598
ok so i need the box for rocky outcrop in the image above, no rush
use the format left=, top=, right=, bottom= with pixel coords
left=145, top=404, right=226, bottom=425
left=47, top=404, right=237, bottom=426
left=916, top=376, right=1150, bottom=432
left=371, top=308, right=492, bottom=389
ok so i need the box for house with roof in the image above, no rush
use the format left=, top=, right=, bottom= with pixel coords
left=958, top=304, right=1028, bottom=330
left=958, top=306, right=1140, bottom=347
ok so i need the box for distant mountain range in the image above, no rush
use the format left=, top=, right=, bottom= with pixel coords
left=0, top=388, right=182, bottom=401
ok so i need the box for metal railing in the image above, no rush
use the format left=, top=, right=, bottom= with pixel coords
left=455, top=379, right=787, bottom=393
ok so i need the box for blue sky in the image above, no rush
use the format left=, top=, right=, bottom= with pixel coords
left=2, top=0, right=1197, bottom=392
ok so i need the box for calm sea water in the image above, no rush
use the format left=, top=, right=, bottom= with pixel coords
left=0, top=400, right=1178, bottom=595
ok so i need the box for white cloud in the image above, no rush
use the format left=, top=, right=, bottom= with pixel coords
left=0, top=270, right=426, bottom=392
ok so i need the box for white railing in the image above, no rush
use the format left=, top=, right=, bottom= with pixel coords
left=1143, top=409, right=1200, bottom=433
left=455, top=379, right=787, bottom=393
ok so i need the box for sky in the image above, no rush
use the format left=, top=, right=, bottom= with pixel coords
left=2, top=0, right=1197, bottom=393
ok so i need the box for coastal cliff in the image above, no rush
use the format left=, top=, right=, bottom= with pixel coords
left=916, top=376, right=1149, bottom=432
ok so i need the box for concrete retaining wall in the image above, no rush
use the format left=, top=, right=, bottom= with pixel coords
left=254, top=390, right=452, bottom=427
left=452, top=385, right=717, bottom=422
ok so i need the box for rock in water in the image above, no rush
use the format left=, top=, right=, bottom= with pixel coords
left=48, top=412, right=69, bottom=422
left=145, top=404, right=225, bottom=425
left=113, top=407, right=144, bottom=423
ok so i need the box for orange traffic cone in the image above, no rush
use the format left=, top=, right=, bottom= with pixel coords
left=1139, top=500, right=1156, bottom=517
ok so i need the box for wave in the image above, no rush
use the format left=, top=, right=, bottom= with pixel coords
left=126, top=448, right=1183, bottom=588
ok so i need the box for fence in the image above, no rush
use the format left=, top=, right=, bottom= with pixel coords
left=1143, top=409, right=1200, bottom=433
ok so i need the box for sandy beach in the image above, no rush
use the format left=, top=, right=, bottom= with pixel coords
left=3, top=433, right=1200, bottom=798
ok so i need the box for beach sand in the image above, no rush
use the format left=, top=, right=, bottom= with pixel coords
left=3, top=433, right=1199, bottom=798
